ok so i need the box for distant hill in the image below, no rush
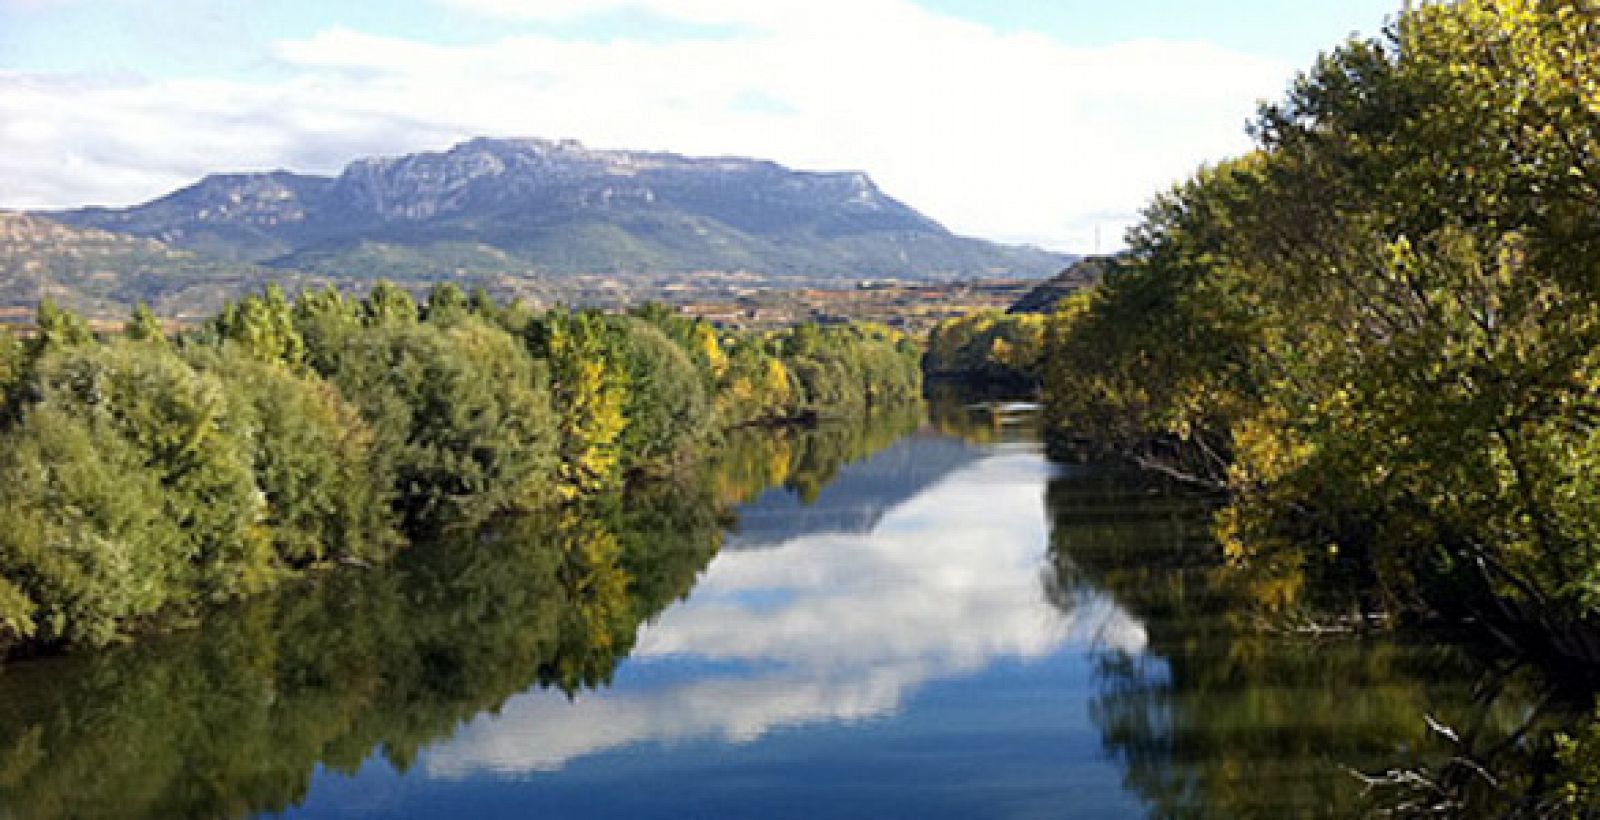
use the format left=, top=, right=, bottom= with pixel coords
left=0, top=211, right=285, bottom=321
left=1008, top=255, right=1114, bottom=314
left=46, top=138, right=1071, bottom=283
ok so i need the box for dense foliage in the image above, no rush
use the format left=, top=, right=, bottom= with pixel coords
left=923, top=310, right=1047, bottom=388
left=0, top=288, right=921, bottom=651
left=0, top=409, right=918, bottom=818
left=1042, top=0, right=1600, bottom=669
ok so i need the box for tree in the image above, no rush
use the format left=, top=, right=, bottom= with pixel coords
left=124, top=303, right=166, bottom=345
left=293, top=285, right=363, bottom=376
left=1042, top=0, right=1600, bottom=645
left=0, top=282, right=925, bottom=654
left=0, top=327, right=23, bottom=421
left=688, top=320, right=729, bottom=382
left=327, top=317, right=560, bottom=530
left=611, top=317, right=714, bottom=470
left=362, top=281, right=418, bottom=327
left=527, top=311, right=629, bottom=498
left=0, top=403, right=183, bottom=645
left=0, top=341, right=272, bottom=643
left=188, top=345, right=399, bottom=567
left=717, top=338, right=792, bottom=426
left=423, top=282, right=471, bottom=326
left=32, top=299, right=92, bottom=354
left=214, top=284, right=305, bottom=369
left=468, top=286, right=499, bottom=319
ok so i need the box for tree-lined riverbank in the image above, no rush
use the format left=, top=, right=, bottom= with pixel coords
left=0, top=285, right=921, bottom=652
left=1030, top=2, right=1600, bottom=809
left=1041, top=0, right=1600, bottom=670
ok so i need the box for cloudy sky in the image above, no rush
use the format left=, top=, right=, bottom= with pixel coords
left=1, top=0, right=1397, bottom=252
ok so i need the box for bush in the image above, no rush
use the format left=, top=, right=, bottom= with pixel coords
left=0, top=405, right=184, bottom=645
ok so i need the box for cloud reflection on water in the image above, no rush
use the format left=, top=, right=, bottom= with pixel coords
left=425, top=442, right=1147, bottom=778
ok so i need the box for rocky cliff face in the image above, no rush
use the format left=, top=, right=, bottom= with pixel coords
left=47, top=138, right=1067, bottom=281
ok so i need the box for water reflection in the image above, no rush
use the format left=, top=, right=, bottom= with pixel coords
left=427, top=444, right=1140, bottom=779
left=1043, top=468, right=1575, bottom=818
left=0, top=500, right=690, bottom=819
left=0, top=401, right=1583, bottom=819
left=0, top=412, right=926, bottom=819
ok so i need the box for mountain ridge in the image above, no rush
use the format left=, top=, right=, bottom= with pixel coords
left=43, top=138, right=1070, bottom=282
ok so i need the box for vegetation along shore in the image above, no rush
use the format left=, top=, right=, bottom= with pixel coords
left=917, top=4, right=1600, bottom=810
left=0, top=284, right=921, bottom=653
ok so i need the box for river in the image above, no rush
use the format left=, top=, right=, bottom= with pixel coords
left=0, top=401, right=1563, bottom=818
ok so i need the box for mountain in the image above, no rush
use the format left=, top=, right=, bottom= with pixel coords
left=47, top=138, right=1070, bottom=283
left=0, top=211, right=289, bottom=321
left=725, top=434, right=983, bottom=550
left=1007, top=255, right=1114, bottom=314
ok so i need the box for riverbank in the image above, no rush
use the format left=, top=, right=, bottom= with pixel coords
left=1037, top=1, right=1600, bottom=681
left=0, top=287, right=922, bottom=654
left=0, top=399, right=1581, bottom=817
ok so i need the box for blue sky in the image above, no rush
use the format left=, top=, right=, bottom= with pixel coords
left=1, top=1, right=1396, bottom=78
left=0, top=0, right=1401, bottom=251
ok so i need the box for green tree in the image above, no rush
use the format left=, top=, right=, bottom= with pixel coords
left=328, top=317, right=559, bottom=529
left=0, top=341, right=271, bottom=643
left=1042, top=0, right=1600, bottom=644
left=293, top=285, right=363, bottom=375
left=423, top=282, right=471, bottom=325
left=468, top=286, right=499, bottom=319
left=214, top=284, right=305, bottom=369
left=124, top=303, right=166, bottom=345
left=612, top=317, right=714, bottom=470
left=32, top=299, right=92, bottom=354
left=0, top=327, right=23, bottom=419
left=189, top=345, right=399, bottom=567
left=362, top=281, right=419, bottom=327
left=0, top=404, right=181, bottom=645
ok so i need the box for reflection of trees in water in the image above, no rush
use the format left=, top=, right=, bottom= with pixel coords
left=924, top=382, right=1042, bottom=447
left=0, top=509, right=654, bottom=818
left=0, top=412, right=918, bottom=819
left=1043, top=469, right=1587, bottom=818
left=713, top=404, right=923, bottom=506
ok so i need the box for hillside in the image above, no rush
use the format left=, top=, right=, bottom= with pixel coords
left=0, top=211, right=285, bottom=321
left=1008, top=255, right=1113, bottom=314
left=48, top=138, right=1070, bottom=283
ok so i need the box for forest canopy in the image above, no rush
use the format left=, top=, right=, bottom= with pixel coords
left=0, top=287, right=921, bottom=651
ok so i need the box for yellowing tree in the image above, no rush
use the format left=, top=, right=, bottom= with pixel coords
left=530, top=311, right=629, bottom=499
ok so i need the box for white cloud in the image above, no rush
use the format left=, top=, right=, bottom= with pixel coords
left=424, top=451, right=1148, bottom=778
left=443, top=0, right=815, bottom=29
left=0, top=0, right=1292, bottom=251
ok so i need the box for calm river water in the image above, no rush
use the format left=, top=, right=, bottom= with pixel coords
left=0, top=402, right=1551, bottom=818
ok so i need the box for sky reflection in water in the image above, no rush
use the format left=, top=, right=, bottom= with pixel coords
left=279, top=430, right=1151, bottom=819
left=427, top=443, right=1143, bottom=778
